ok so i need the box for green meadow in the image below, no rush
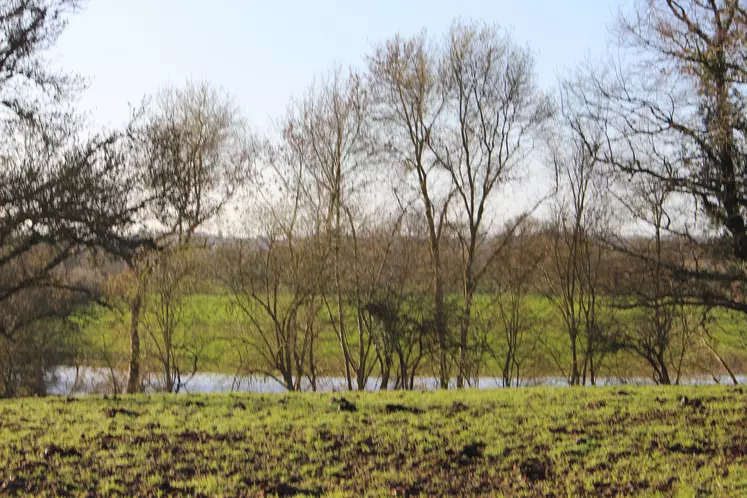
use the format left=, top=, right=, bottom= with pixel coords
left=75, top=293, right=747, bottom=383
left=1, top=386, right=746, bottom=496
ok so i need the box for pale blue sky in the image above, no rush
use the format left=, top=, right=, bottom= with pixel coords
left=55, top=0, right=622, bottom=132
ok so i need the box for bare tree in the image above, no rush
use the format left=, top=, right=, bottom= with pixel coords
left=219, top=148, right=324, bottom=391
left=138, top=82, right=250, bottom=241
left=362, top=210, right=433, bottom=389
left=484, top=220, right=544, bottom=387
left=368, top=31, right=455, bottom=388
left=0, top=1, right=154, bottom=398
left=432, top=20, right=552, bottom=387
left=613, top=177, right=700, bottom=384
left=0, top=1, right=149, bottom=317
left=542, top=98, right=615, bottom=386
left=571, top=1, right=747, bottom=318
left=122, top=81, right=251, bottom=393
left=143, top=246, right=210, bottom=392
left=219, top=231, right=322, bottom=392
left=0, top=276, right=87, bottom=397
left=281, top=69, right=377, bottom=390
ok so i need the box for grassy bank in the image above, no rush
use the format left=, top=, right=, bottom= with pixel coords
left=1, top=386, right=746, bottom=496
left=75, top=293, right=747, bottom=382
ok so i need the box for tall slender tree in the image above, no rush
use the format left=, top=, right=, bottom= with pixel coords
left=435, top=20, right=552, bottom=386
left=368, top=32, right=454, bottom=388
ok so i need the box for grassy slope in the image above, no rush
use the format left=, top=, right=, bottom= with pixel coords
left=76, top=293, right=747, bottom=380
left=1, top=386, right=746, bottom=496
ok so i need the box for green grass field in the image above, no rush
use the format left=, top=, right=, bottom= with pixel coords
left=1, top=386, right=746, bottom=496
left=75, top=292, right=747, bottom=383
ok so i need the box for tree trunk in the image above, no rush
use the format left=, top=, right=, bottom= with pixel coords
left=336, top=290, right=353, bottom=390
left=163, top=325, right=174, bottom=393
left=307, top=332, right=318, bottom=392
left=457, top=291, right=474, bottom=388
left=434, top=271, right=448, bottom=389
left=570, top=333, right=579, bottom=386
left=659, top=360, right=671, bottom=385
left=704, top=339, right=739, bottom=385
left=126, top=292, right=143, bottom=394
left=356, top=307, right=366, bottom=391
left=503, top=352, right=512, bottom=388
left=397, top=348, right=408, bottom=390
left=332, top=205, right=353, bottom=391
left=164, top=358, right=173, bottom=392
left=380, top=357, right=391, bottom=390
left=457, top=323, right=467, bottom=388
left=282, top=367, right=295, bottom=392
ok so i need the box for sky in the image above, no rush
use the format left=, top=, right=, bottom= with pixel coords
left=54, top=0, right=623, bottom=133
left=51, top=1, right=626, bottom=232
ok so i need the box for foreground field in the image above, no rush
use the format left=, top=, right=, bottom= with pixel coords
left=1, top=387, right=746, bottom=496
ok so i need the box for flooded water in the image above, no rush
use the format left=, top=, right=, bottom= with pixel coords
left=46, top=366, right=745, bottom=395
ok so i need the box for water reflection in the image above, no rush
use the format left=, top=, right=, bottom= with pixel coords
left=47, top=366, right=746, bottom=395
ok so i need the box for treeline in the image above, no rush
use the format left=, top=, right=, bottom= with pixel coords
left=105, top=221, right=732, bottom=393
left=2, top=0, right=747, bottom=396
